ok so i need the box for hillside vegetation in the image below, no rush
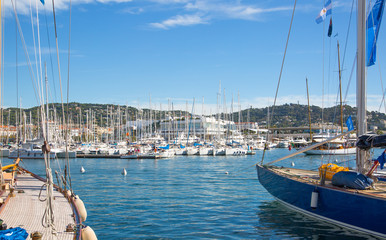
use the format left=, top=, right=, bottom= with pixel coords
left=2, top=102, right=385, bottom=130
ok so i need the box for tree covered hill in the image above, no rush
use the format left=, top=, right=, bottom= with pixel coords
left=1, top=102, right=386, bottom=130
left=240, top=103, right=386, bottom=130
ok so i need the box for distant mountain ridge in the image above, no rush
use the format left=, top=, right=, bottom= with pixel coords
left=2, top=102, right=386, bottom=130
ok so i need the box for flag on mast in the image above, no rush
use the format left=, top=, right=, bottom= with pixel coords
left=328, top=17, right=333, bottom=37
left=346, top=116, right=354, bottom=131
left=367, top=0, right=385, bottom=66
left=315, top=0, right=332, bottom=24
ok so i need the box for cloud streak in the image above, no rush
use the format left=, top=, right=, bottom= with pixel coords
left=150, top=14, right=207, bottom=29
left=185, top=1, right=291, bottom=20
left=147, top=0, right=292, bottom=29
left=3, top=0, right=134, bottom=16
left=5, top=0, right=293, bottom=30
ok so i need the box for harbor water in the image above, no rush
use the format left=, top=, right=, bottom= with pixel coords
left=5, top=148, right=381, bottom=239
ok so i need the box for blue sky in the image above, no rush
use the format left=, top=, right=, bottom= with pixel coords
left=2, top=0, right=386, bottom=114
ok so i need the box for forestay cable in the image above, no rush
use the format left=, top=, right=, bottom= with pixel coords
left=261, top=0, right=297, bottom=164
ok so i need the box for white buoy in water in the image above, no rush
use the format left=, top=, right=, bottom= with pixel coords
left=291, top=162, right=295, bottom=167
left=334, top=159, right=339, bottom=163
left=311, top=190, right=319, bottom=209
left=225, top=171, right=229, bottom=175
left=80, top=166, right=85, bottom=173
left=122, top=168, right=127, bottom=176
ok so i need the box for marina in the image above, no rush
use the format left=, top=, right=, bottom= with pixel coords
left=2, top=149, right=381, bottom=239
left=2, top=0, right=386, bottom=238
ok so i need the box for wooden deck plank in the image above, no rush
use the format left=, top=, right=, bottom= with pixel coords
left=270, top=166, right=386, bottom=198
left=0, top=172, right=75, bottom=240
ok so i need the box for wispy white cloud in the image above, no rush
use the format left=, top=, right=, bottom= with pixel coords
left=122, top=7, right=144, bottom=14
left=3, top=61, right=32, bottom=68
left=149, top=0, right=190, bottom=3
left=3, top=0, right=134, bottom=16
left=150, top=14, right=207, bottom=29
left=185, top=1, right=291, bottom=21
left=96, top=0, right=133, bottom=3
left=147, top=1, right=293, bottom=29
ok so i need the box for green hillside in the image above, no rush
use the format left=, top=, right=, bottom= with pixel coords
left=1, top=102, right=385, bottom=130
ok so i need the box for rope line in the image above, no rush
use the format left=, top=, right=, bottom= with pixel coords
left=261, top=0, right=297, bottom=164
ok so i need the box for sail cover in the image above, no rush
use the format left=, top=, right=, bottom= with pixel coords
left=332, top=171, right=373, bottom=190
left=356, top=134, right=386, bottom=150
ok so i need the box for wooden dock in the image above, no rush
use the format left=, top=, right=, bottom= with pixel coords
left=0, top=171, right=79, bottom=239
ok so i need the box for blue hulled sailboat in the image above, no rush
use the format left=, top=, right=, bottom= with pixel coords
left=256, top=0, right=386, bottom=238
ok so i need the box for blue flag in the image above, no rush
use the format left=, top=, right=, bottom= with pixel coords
left=377, top=150, right=386, bottom=169
left=40, top=0, right=45, bottom=4
left=316, top=0, right=332, bottom=24
left=367, top=0, right=385, bottom=66
left=346, top=116, right=354, bottom=131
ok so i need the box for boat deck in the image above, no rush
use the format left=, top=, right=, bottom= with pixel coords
left=0, top=172, right=76, bottom=239
left=270, top=167, right=386, bottom=198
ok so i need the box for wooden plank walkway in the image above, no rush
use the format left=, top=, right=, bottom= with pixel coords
left=0, top=172, right=76, bottom=240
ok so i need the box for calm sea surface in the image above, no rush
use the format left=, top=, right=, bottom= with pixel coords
left=5, top=148, right=383, bottom=239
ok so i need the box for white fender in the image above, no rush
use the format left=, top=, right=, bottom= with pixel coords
left=74, top=196, right=87, bottom=222
left=81, top=225, right=98, bottom=240
left=311, top=190, right=318, bottom=209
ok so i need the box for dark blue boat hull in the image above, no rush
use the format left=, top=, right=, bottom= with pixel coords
left=256, top=165, right=386, bottom=238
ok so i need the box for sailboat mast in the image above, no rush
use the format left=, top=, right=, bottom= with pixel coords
left=337, top=41, right=344, bottom=135
left=45, top=63, right=49, bottom=142
left=357, top=0, right=368, bottom=173
left=306, top=78, right=312, bottom=142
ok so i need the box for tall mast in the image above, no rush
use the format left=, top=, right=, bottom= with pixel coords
left=337, top=41, right=344, bottom=135
left=306, top=78, right=312, bottom=142
left=45, top=63, right=49, bottom=142
left=357, top=0, right=367, bottom=173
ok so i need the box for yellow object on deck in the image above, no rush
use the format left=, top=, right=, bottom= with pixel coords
left=2, top=158, right=21, bottom=171
left=318, top=163, right=349, bottom=180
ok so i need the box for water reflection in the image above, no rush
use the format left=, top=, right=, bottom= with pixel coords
left=256, top=200, right=379, bottom=240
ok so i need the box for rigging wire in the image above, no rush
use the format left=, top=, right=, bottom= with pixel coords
left=260, top=0, right=297, bottom=164
left=321, top=0, right=326, bottom=133
left=0, top=0, right=3, bottom=183
left=43, top=6, right=58, bottom=102
left=10, top=0, right=57, bottom=235
left=341, top=0, right=357, bottom=115
left=342, top=0, right=355, bottom=69
left=15, top=0, right=19, bottom=157
left=10, top=0, right=40, bottom=105
left=51, top=0, right=69, bottom=192
left=29, top=0, right=47, bottom=141
left=66, top=0, right=73, bottom=192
